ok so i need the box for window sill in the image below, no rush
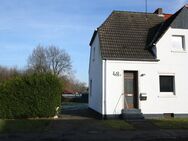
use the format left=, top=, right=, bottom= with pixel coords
left=171, top=50, right=187, bottom=53
left=158, top=92, right=176, bottom=98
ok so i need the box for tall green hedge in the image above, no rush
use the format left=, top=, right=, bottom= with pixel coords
left=0, top=73, right=62, bottom=119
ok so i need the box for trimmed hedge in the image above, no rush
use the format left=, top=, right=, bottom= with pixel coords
left=0, top=73, right=62, bottom=119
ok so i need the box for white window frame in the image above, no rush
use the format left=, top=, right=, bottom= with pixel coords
left=171, top=35, right=186, bottom=52
left=158, top=73, right=176, bottom=98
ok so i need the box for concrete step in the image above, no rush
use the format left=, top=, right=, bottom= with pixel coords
left=122, top=108, right=141, bottom=114
left=121, top=109, right=144, bottom=120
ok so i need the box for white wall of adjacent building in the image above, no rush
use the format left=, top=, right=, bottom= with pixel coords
left=89, top=27, right=188, bottom=115
left=103, top=27, right=188, bottom=115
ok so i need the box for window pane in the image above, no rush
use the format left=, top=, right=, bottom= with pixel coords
left=172, top=35, right=184, bottom=51
left=160, top=76, right=174, bottom=92
left=125, top=79, right=133, bottom=94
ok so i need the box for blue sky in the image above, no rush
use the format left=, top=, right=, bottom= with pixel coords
left=0, top=0, right=187, bottom=84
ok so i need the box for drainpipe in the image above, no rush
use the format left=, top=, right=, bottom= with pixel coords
left=103, top=59, right=107, bottom=119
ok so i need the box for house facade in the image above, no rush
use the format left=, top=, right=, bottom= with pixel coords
left=89, top=6, right=188, bottom=118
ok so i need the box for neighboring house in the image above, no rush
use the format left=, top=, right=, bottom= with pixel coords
left=89, top=5, right=188, bottom=119
left=62, top=90, right=80, bottom=98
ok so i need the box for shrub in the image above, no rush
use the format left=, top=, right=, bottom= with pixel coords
left=0, top=73, right=62, bottom=119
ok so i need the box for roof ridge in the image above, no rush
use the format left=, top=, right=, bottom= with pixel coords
left=98, top=10, right=161, bottom=29
left=112, top=10, right=157, bottom=15
left=98, top=11, right=114, bottom=29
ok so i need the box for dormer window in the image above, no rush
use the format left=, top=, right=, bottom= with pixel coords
left=171, top=35, right=185, bottom=51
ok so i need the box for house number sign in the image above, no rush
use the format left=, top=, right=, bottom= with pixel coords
left=113, top=71, right=121, bottom=77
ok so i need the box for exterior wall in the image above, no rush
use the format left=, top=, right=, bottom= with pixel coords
left=103, top=27, right=188, bottom=115
left=154, top=27, right=188, bottom=114
left=104, top=60, right=158, bottom=115
left=89, top=33, right=103, bottom=114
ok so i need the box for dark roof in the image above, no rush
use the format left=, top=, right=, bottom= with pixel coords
left=90, top=6, right=188, bottom=61
left=151, top=7, right=184, bottom=44
left=96, top=11, right=164, bottom=60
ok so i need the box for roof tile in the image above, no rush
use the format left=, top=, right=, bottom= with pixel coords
left=98, top=11, right=164, bottom=60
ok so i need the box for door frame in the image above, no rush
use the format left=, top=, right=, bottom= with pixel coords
left=124, top=71, right=139, bottom=109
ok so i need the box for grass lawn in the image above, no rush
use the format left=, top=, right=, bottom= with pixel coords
left=101, top=120, right=134, bottom=130
left=2, top=118, right=187, bottom=134
left=150, top=118, right=188, bottom=129
left=0, top=119, right=134, bottom=133
left=0, top=119, right=51, bottom=133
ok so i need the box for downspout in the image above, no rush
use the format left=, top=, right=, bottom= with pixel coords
left=103, top=59, right=107, bottom=119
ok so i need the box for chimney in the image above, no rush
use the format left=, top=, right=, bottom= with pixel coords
left=154, top=8, right=163, bottom=15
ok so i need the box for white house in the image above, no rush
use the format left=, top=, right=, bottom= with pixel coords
left=89, top=5, right=188, bottom=119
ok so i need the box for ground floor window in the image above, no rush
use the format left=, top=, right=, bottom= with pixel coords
left=159, top=76, right=175, bottom=93
left=89, top=80, right=92, bottom=96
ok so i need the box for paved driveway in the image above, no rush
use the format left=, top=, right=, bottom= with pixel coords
left=60, top=102, right=96, bottom=119
left=1, top=102, right=188, bottom=141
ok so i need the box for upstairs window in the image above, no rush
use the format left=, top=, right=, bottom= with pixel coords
left=171, top=35, right=185, bottom=51
left=159, top=76, right=175, bottom=93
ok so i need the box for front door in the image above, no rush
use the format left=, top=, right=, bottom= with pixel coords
left=124, top=71, right=138, bottom=109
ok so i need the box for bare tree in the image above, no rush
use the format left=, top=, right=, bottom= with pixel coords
left=73, top=81, right=87, bottom=93
left=28, top=45, right=49, bottom=73
left=0, top=66, right=21, bottom=82
left=46, top=46, right=71, bottom=75
left=61, top=74, right=87, bottom=93
left=27, top=45, right=71, bottom=76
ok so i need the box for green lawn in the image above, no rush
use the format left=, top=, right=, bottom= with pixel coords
left=0, top=119, right=51, bottom=133
left=1, top=118, right=188, bottom=133
left=101, top=120, right=134, bottom=130
left=150, top=118, right=188, bottom=129
left=0, top=119, right=134, bottom=133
